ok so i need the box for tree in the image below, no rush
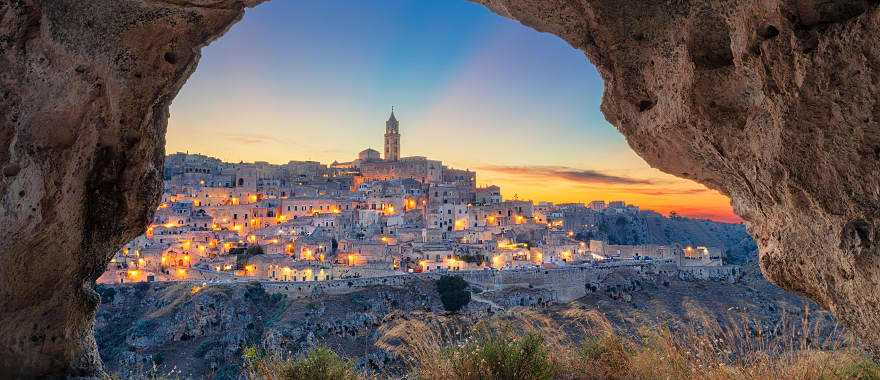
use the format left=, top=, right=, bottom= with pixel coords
left=436, top=275, right=471, bottom=313
left=246, top=244, right=265, bottom=256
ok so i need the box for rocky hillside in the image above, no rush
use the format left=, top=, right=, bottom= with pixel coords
left=96, top=263, right=836, bottom=378
left=593, top=212, right=757, bottom=264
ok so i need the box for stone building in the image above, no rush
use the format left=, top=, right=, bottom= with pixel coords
left=384, top=109, right=400, bottom=161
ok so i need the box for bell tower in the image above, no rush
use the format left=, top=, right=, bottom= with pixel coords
left=384, top=107, right=400, bottom=161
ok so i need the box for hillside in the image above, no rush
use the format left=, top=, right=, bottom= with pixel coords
left=595, top=211, right=757, bottom=264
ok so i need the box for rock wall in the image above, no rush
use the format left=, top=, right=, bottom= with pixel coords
left=475, top=0, right=880, bottom=354
left=1, top=0, right=879, bottom=376
left=0, top=0, right=262, bottom=376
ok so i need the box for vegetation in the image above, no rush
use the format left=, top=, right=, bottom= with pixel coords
left=436, top=275, right=471, bottom=313
left=246, top=244, right=265, bottom=256
left=244, top=345, right=359, bottom=380
left=95, top=284, right=116, bottom=304
left=458, top=254, right=487, bottom=265
left=244, top=307, right=880, bottom=379
left=443, top=332, right=553, bottom=380
left=373, top=307, right=880, bottom=380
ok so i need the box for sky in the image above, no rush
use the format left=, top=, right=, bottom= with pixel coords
left=166, top=0, right=740, bottom=223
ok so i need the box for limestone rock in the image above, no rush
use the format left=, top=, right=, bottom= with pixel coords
left=0, top=0, right=261, bottom=376
left=475, top=0, right=880, bottom=353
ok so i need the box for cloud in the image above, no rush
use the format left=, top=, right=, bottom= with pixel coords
left=624, top=188, right=712, bottom=196
left=477, top=165, right=655, bottom=186
left=220, top=133, right=278, bottom=145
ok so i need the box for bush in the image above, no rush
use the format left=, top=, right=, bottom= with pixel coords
left=246, top=345, right=358, bottom=380
left=246, top=245, right=265, bottom=256
left=436, top=275, right=470, bottom=313
left=95, top=284, right=116, bottom=304
left=446, top=333, right=553, bottom=380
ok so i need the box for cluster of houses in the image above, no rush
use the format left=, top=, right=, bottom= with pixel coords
left=99, top=112, right=727, bottom=285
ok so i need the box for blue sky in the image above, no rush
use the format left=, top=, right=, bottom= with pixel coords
left=167, top=0, right=736, bottom=221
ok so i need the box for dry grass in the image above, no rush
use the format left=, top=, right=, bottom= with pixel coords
left=248, top=306, right=879, bottom=380
left=375, top=305, right=879, bottom=380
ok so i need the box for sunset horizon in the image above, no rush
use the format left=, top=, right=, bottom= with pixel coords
left=165, top=0, right=738, bottom=223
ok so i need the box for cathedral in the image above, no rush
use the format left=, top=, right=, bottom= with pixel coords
left=384, top=109, right=400, bottom=161
left=341, top=109, right=475, bottom=191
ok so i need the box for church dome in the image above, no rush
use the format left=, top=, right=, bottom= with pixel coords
left=358, top=148, right=381, bottom=162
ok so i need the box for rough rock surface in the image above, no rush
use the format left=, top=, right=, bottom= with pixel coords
left=0, top=0, right=878, bottom=376
left=475, top=0, right=880, bottom=352
left=0, top=0, right=263, bottom=376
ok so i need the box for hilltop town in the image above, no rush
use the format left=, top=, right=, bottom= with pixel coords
left=99, top=111, right=739, bottom=288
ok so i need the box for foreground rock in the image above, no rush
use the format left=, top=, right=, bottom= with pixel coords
left=2, top=0, right=879, bottom=375
left=474, top=0, right=880, bottom=353
left=0, top=0, right=263, bottom=376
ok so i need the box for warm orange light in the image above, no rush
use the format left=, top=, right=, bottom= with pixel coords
left=247, top=235, right=257, bottom=243
left=285, top=243, right=294, bottom=254
left=302, top=249, right=314, bottom=261
left=176, top=268, right=187, bottom=277
left=560, top=250, right=573, bottom=262
left=515, top=215, right=525, bottom=224
left=137, top=258, right=146, bottom=267
left=127, top=269, right=140, bottom=278
left=248, top=194, right=258, bottom=203
left=232, top=224, right=243, bottom=232
left=491, top=255, right=505, bottom=269
left=163, top=222, right=176, bottom=228
left=531, top=251, right=543, bottom=265
left=454, top=219, right=466, bottom=231
left=145, top=226, right=154, bottom=238
left=384, top=205, right=395, bottom=216
left=245, top=264, right=255, bottom=273
left=182, top=240, right=191, bottom=251
left=230, top=197, right=240, bottom=206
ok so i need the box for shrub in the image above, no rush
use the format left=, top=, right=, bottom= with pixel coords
left=246, top=345, right=358, bottom=380
left=246, top=244, right=265, bottom=256
left=95, top=284, right=116, bottom=304
left=445, top=332, right=553, bottom=380
left=436, top=275, right=470, bottom=313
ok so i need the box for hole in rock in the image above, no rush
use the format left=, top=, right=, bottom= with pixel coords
left=93, top=1, right=751, bottom=375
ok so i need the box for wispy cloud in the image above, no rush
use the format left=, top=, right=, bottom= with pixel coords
left=624, top=188, right=712, bottom=196
left=220, top=133, right=278, bottom=145
left=477, top=165, right=655, bottom=186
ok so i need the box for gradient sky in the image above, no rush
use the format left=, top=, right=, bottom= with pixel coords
left=166, top=0, right=739, bottom=223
